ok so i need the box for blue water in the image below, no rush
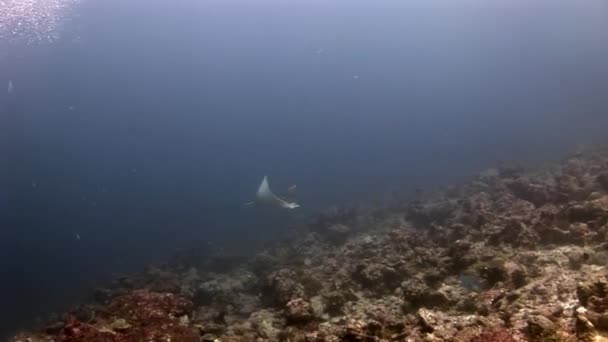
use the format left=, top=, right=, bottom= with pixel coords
left=1, top=0, right=608, bottom=336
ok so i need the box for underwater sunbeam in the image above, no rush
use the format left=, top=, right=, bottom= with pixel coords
left=0, top=0, right=79, bottom=45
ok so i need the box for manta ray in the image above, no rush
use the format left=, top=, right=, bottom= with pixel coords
left=245, top=176, right=300, bottom=209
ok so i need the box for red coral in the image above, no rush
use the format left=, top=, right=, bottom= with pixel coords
left=121, top=325, right=200, bottom=342
left=57, top=316, right=118, bottom=342
left=471, top=328, right=516, bottom=342
left=54, top=291, right=199, bottom=342
left=105, top=289, right=193, bottom=323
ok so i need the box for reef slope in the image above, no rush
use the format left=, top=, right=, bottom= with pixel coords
left=11, top=147, right=608, bottom=341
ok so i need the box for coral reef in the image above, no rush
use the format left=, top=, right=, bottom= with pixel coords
left=11, top=146, right=608, bottom=341
left=12, top=290, right=198, bottom=342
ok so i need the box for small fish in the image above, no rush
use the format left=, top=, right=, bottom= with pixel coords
left=7, top=80, right=14, bottom=93
left=68, top=105, right=76, bottom=111
left=75, top=233, right=81, bottom=240
left=352, top=75, right=360, bottom=80
left=315, top=48, right=324, bottom=55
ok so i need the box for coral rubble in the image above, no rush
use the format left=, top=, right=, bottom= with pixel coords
left=11, top=147, right=608, bottom=341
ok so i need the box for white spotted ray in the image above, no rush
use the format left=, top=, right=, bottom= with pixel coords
left=245, top=176, right=300, bottom=209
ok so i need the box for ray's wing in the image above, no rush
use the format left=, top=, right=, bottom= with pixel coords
left=256, top=176, right=284, bottom=205
left=256, top=176, right=300, bottom=209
